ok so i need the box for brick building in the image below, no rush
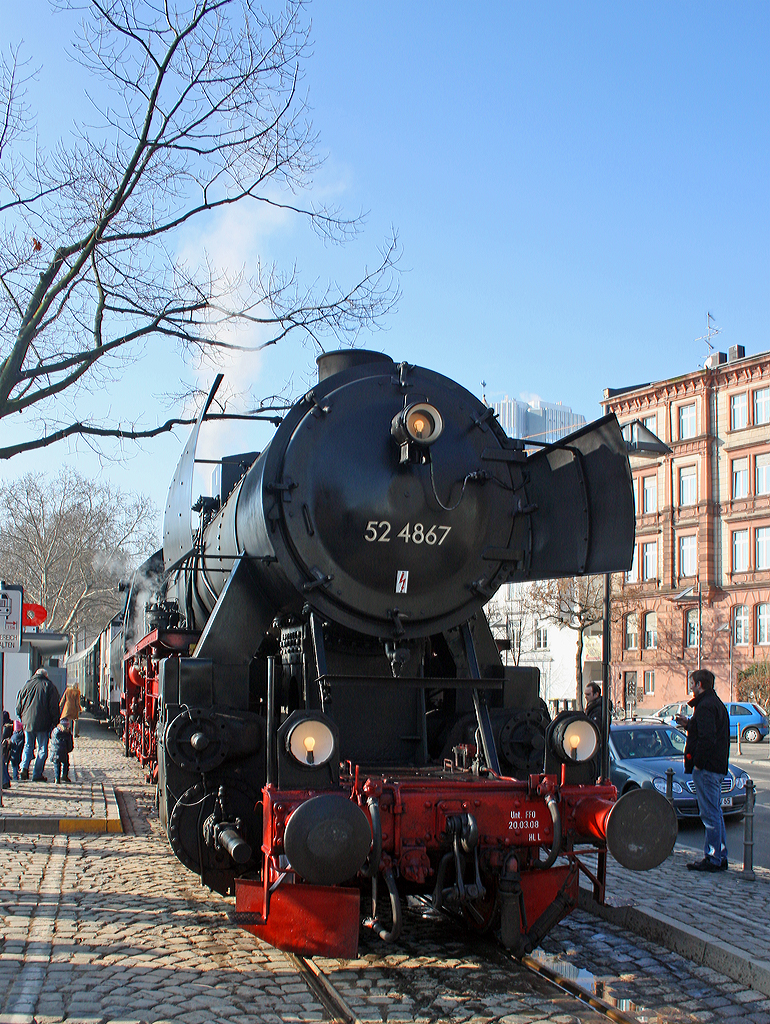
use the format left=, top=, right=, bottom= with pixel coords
left=602, top=345, right=770, bottom=714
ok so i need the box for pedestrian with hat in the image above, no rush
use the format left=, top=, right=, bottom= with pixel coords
left=16, top=667, right=61, bottom=782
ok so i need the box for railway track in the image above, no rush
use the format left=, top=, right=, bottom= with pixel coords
left=286, top=896, right=700, bottom=1024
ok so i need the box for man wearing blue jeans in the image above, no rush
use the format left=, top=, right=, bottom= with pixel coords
left=16, top=667, right=61, bottom=782
left=677, top=668, right=730, bottom=872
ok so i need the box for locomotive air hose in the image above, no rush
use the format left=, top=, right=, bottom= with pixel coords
left=533, top=794, right=562, bottom=870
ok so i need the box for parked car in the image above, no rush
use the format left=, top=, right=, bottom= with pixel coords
left=609, top=721, right=751, bottom=819
left=649, top=700, right=769, bottom=744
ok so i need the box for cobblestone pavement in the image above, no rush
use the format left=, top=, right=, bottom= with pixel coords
left=2, top=720, right=770, bottom=1023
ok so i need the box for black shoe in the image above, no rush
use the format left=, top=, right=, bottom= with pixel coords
left=719, top=859, right=728, bottom=871
left=55, top=777, right=60, bottom=785
left=2, top=781, right=9, bottom=789
left=63, top=776, right=72, bottom=783
left=19, top=769, right=29, bottom=781
left=687, top=857, right=721, bottom=872
left=32, top=775, right=48, bottom=783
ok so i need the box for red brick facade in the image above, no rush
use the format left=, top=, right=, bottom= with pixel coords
left=602, top=348, right=770, bottom=712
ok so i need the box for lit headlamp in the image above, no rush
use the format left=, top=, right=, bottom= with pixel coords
left=544, top=710, right=601, bottom=783
left=286, top=717, right=336, bottom=767
left=391, top=403, right=443, bottom=447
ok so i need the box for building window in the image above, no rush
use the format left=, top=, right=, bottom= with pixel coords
left=679, top=403, right=696, bottom=439
left=734, top=605, right=749, bottom=645
left=679, top=465, right=697, bottom=506
left=626, top=547, right=638, bottom=583
left=732, top=458, right=748, bottom=499
left=755, top=388, right=770, bottom=426
left=685, top=609, right=699, bottom=648
left=625, top=612, right=639, bottom=650
left=679, top=535, right=697, bottom=577
left=733, top=530, right=749, bottom=572
left=534, top=622, right=548, bottom=650
left=756, top=454, right=770, bottom=496
left=757, top=528, right=770, bottom=571
left=730, top=393, right=747, bottom=430
left=643, top=670, right=655, bottom=695
left=757, top=604, right=770, bottom=645
left=643, top=414, right=657, bottom=434
left=643, top=476, right=657, bottom=513
left=644, top=611, right=657, bottom=649
left=642, top=542, right=657, bottom=581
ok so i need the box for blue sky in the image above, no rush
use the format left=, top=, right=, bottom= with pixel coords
left=2, top=1, right=768, bottom=527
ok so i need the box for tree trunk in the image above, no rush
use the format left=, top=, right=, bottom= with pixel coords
left=576, top=629, right=584, bottom=708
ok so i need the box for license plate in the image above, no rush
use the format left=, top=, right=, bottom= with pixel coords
left=721, top=797, right=733, bottom=808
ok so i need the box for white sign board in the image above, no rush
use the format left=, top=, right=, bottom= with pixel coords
left=0, top=585, right=23, bottom=651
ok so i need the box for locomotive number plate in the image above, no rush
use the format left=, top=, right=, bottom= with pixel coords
left=364, top=520, right=451, bottom=545
left=508, top=808, right=545, bottom=843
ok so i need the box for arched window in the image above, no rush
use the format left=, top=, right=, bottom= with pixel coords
left=625, top=612, right=639, bottom=650
left=757, top=604, right=770, bottom=645
left=644, top=611, right=657, bottom=649
left=685, top=609, right=699, bottom=648
left=734, top=605, right=749, bottom=646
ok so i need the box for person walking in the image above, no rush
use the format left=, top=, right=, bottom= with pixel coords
left=16, top=667, right=61, bottom=782
left=9, top=721, right=24, bottom=781
left=2, top=711, right=12, bottom=789
left=676, top=668, right=730, bottom=872
left=60, top=682, right=82, bottom=738
left=50, top=719, right=74, bottom=783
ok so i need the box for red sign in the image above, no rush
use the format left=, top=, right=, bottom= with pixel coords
left=22, top=602, right=47, bottom=627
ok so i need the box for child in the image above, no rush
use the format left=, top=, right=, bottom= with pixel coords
left=9, top=720, right=25, bottom=781
left=50, top=718, right=74, bottom=784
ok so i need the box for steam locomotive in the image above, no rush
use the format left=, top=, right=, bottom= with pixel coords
left=117, top=350, right=677, bottom=958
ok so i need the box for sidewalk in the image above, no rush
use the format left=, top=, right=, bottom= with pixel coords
left=0, top=716, right=123, bottom=834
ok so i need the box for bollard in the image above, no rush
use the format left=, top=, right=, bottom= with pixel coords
left=665, top=767, right=675, bottom=804
left=740, top=779, right=755, bottom=881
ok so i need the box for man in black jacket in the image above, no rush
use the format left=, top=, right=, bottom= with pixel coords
left=677, top=668, right=730, bottom=872
left=16, top=667, right=61, bottom=782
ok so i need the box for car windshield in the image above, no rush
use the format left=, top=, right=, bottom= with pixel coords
left=612, top=727, right=686, bottom=760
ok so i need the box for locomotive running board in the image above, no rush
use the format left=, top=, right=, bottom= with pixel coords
left=235, top=878, right=361, bottom=958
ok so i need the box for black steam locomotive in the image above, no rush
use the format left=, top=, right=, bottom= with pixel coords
left=120, top=350, right=676, bottom=957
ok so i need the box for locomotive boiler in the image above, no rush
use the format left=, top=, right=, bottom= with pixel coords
left=120, top=350, right=677, bottom=958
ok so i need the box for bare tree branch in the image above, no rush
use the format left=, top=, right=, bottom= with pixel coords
left=1, top=0, right=400, bottom=459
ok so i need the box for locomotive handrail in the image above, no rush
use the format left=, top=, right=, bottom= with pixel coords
left=313, top=674, right=504, bottom=689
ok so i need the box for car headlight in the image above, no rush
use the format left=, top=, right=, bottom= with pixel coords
left=734, top=774, right=750, bottom=790
left=653, top=777, right=683, bottom=795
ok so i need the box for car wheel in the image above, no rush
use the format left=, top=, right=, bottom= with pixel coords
left=742, top=727, right=761, bottom=743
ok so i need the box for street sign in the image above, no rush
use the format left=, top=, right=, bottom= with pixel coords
left=0, top=584, right=23, bottom=651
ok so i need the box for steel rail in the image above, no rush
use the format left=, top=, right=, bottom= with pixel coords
left=288, top=953, right=363, bottom=1024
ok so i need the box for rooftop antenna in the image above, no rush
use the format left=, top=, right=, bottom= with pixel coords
left=695, top=311, right=722, bottom=355
left=481, top=379, right=487, bottom=406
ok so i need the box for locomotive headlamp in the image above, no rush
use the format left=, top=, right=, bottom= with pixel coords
left=544, top=711, right=600, bottom=782
left=391, top=402, right=443, bottom=447
left=557, top=718, right=598, bottom=762
left=287, top=717, right=335, bottom=767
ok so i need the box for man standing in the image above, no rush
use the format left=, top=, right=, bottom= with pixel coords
left=584, top=682, right=603, bottom=729
left=16, top=667, right=61, bottom=782
left=677, top=668, right=730, bottom=872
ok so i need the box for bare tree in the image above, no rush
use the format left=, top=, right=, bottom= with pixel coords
left=0, top=0, right=399, bottom=460
left=486, top=585, right=534, bottom=668
left=0, top=469, right=157, bottom=643
left=529, top=575, right=605, bottom=705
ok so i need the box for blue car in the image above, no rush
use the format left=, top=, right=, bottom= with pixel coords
left=650, top=700, right=769, bottom=744
left=609, top=722, right=751, bottom=819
